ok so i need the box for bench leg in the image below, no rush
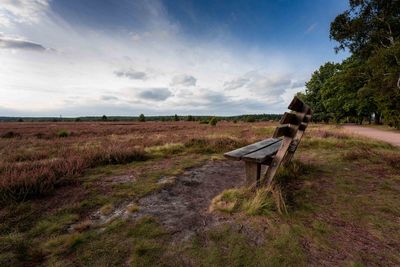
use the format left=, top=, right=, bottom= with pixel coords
left=245, top=162, right=261, bottom=187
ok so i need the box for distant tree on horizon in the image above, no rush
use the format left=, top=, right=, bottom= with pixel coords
left=139, top=114, right=145, bottom=122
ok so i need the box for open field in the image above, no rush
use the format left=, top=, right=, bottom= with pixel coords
left=1, top=121, right=400, bottom=266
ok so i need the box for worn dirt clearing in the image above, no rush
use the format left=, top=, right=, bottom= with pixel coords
left=90, top=160, right=246, bottom=241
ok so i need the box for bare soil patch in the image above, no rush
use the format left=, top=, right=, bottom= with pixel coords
left=92, top=160, right=246, bottom=241
left=133, top=160, right=245, bottom=241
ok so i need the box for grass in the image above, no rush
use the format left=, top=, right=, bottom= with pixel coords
left=0, top=122, right=400, bottom=266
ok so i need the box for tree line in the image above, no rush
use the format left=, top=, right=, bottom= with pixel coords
left=298, top=0, right=400, bottom=128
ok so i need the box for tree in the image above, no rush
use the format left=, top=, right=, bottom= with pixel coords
left=324, top=57, right=378, bottom=124
left=303, top=62, right=340, bottom=122
left=187, top=115, right=194, bottom=121
left=330, top=0, right=400, bottom=56
left=102, top=115, right=107, bottom=121
left=138, top=114, right=145, bottom=122
left=174, top=114, right=179, bottom=121
left=329, top=0, right=400, bottom=127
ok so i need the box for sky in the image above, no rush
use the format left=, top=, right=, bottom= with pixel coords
left=0, top=0, right=349, bottom=117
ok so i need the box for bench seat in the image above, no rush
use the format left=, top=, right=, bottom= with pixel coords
left=223, top=96, right=312, bottom=187
left=224, top=137, right=282, bottom=161
left=242, top=140, right=282, bottom=163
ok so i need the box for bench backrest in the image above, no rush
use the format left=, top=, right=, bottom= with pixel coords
left=261, top=96, right=312, bottom=186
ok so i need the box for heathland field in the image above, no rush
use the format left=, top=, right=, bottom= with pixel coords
left=1, top=121, right=400, bottom=266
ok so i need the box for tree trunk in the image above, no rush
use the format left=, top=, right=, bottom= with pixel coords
left=374, top=112, right=381, bottom=125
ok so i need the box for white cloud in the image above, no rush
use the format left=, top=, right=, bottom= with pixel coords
left=170, top=74, right=197, bottom=87
left=136, top=87, right=172, bottom=101
left=0, top=34, right=48, bottom=51
left=224, top=77, right=250, bottom=90
left=306, top=23, right=317, bottom=33
left=114, top=69, right=147, bottom=80
left=0, top=0, right=317, bottom=116
left=0, top=0, right=50, bottom=27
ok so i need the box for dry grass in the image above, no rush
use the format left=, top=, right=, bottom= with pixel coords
left=210, top=184, right=287, bottom=215
left=0, top=121, right=274, bottom=202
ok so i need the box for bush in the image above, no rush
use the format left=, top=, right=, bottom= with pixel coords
left=209, top=117, right=218, bottom=126
left=57, top=130, right=69, bottom=138
left=102, top=115, right=107, bottom=121
left=245, top=115, right=256, bottom=123
left=174, top=114, right=179, bottom=121
left=1, top=131, right=21, bottom=138
left=187, top=115, right=194, bottom=121
left=139, top=114, right=145, bottom=122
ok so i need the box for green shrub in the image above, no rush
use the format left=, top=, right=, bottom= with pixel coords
left=139, top=114, right=145, bottom=122
left=57, top=130, right=69, bottom=138
left=209, top=117, right=218, bottom=126
left=245, top=115, right=256, bottom=123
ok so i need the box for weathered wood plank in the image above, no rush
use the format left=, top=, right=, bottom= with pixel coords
left=298, top=122, right=308, bottom=131
left=273, top=125, right=296, bottom=138
left=288, top=96, right=310, bottom=113
left=303, top=114, right=312, bottom=123
left=261, top=136, right=293, bottom=186
left=245, top=162, right=261, bottom=186
left=223, top=138, right=281, bottom=160
left=287, top=96, right=304, bottom=112
left=280, top=112, right=301, bottom=125
left=243, top=141, right=282, bottom=163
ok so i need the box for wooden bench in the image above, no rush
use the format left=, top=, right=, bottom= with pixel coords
left=224, top=96, right=312, bottom=187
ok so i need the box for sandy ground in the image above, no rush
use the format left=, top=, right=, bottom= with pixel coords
left=343, top=125, right=400, bottom=147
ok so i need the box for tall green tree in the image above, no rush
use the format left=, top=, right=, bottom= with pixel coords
left=329, top=0, right=400, bottom=127
left=303, top=62, right=340, bottom=122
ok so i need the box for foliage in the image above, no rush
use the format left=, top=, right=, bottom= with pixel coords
left=209, top=117, right=218, bottom=126
left=244, top=115, right=256, bottom=122
left=57, top=130, right=69, bottom=138
left=138, top=114, right=145, bottom=122
left=302, top=0, right=400, bottom=128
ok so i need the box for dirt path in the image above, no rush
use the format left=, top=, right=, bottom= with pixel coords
left=343, top=125, right=400, bottom=147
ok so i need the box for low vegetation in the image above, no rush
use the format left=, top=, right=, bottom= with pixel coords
left=0, top=122, right=399, bottom=266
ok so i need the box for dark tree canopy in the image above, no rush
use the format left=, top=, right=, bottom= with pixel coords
left=302, top=0, right=400, bottom=128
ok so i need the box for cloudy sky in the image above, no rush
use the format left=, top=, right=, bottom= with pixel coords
left=0, top=0, right=348, bottom=116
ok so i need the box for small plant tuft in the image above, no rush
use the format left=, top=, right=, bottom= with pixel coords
left=57, top=130, right=70, bottom=138
left=209, top=117, right=218, bottom=126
